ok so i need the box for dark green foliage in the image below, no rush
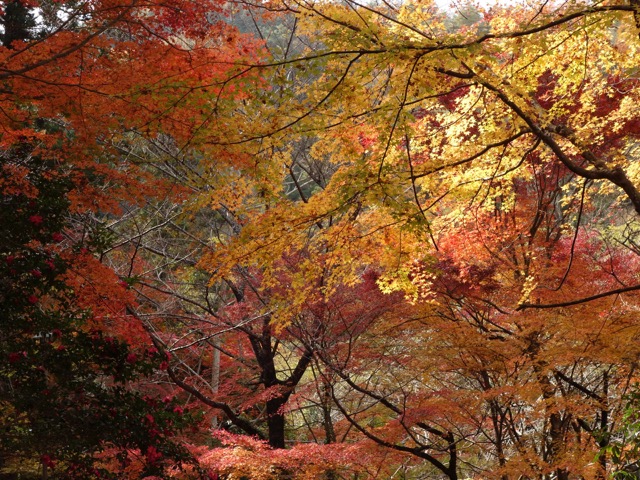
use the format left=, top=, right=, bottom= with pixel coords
left=605, top=385, right=640, bottom=479
left=0, top=150, right=196, bottom=478
left=0, top=1, right=36, bottom=47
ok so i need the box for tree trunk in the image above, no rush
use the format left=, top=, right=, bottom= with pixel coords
left=266, top=397, right=287, bottom=449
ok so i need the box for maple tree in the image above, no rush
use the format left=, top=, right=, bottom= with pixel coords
left=0, top=145, right=198, bottom=478
left=116, top=213, right=399, bottom=474
left=0, top=0, right=262, bottom=477
left=185, top=0, right=640, bottom=477
left=6, top=0, right=640, bottom=477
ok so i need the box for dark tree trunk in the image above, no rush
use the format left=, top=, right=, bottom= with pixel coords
left=266, top=397, right=287, bottom=449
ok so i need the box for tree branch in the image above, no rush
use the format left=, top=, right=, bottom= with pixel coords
left=518, top=283, right=640, bottom=310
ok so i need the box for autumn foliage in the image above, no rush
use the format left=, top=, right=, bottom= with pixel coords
left=4, top=0, right=640, bottom=478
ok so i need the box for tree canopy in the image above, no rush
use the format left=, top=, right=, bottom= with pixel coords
left=3, top=0, right=640, bottom=478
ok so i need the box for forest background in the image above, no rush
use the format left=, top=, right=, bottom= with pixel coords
left=2, top=0, right=640, bottom=478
